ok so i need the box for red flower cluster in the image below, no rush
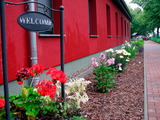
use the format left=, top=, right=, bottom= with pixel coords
left=16, top=64, right=44, bottom=85
left=29, top=64, right=44, bottom=77
left=46, top=67, right=66, bottom=84
left=0, top=98, right=5, bottom=110
left=35, top=79, right=57, bottom=98
left=16, top=68, right=30, bottom=85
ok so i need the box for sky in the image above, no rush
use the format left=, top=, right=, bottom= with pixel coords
left=124, top=0, right=139, bottom=9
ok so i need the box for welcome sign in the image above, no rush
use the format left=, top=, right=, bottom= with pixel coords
left=17, top=11, right=54, bottom=32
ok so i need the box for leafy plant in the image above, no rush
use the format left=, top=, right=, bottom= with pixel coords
left=93, top=62, right=117, bottom=92
left=114, top=49, right=130, bottom=72
left=150, top=37, right=160, bottom=43
left=0, top=64, right=84, bottom=119
left=92, top=54, right=117, bottom=92
left=122, top=41, right=137, bottom=59
left=72, top=115, right=87, bottom=120
left=65, top=78, right=90, bottom=108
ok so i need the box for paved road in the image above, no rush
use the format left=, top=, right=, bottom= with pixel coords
left=144, top=40, right=160, bottom=120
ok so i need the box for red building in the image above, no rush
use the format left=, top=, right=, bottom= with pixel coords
left=0, top=0, right=132, bottom=86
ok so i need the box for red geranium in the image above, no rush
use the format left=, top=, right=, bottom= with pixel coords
left=35, top=79, right=57, bottom=98
left=0, top=98, right=5, bottom=110
left=46, top=67, right=66, bottom=84
left=29, top=64, right=44, bottom=77
left=16, top=68, right=30, bottom=85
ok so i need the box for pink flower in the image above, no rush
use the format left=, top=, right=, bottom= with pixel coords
left=117, top=63, right=122, bottom=67
left=92, top=61, right=99, bottom=67
left=91, top=57, right=96, bottom=62
left=105, top=58, right=115, bottom=66
left=91, top=57, right=99, bottom=67
left=99, top=53, right=106, bottom=62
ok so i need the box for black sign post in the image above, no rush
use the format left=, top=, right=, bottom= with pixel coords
left=0, top=0, right=11, bottom=120
left=60, top=6, right=65, bottom=101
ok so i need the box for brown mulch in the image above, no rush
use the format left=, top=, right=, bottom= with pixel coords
left=80, top=52, right=144, bottom=120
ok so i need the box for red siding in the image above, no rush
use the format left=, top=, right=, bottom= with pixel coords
left=0, top=0, right=130, bottom=84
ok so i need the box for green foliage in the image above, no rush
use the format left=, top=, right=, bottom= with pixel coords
left=55, top=101, right=80, bottom=119
left=0, top=107, right=6, bottom=120
left=105, top=49, right=129, bottom=72
left=131, top=38, right=144, bottom=48
left=137, top=38, right=144, bottom=45
left=72, top=115, right=87, bottom=120
left=92, top=40, right=144, bottom=93
left=93, top=62, right=117, bottom=93
left=130, top=8, right=150, bottom=36
left=0, top=86, right=83, bottom=120
left=150, top=37, right=160, bottom=43
left=122, top=42, right=138, bottom=59
left=114, top=51, right=129, bottom=72
left=130, top=0, right=160, bottom=37
left=8, top=86, right=46, bottom=119
left=1, top=64, right=84, bottom=119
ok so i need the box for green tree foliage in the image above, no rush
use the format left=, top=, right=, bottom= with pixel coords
left=131, top=0, right=160, bottom=38
left=129, top=7, right=148, bottom=36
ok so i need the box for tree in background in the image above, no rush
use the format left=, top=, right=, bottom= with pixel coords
left=131, top=0, right=160, bottom=38
left=129, top=7, right=148, bottom=37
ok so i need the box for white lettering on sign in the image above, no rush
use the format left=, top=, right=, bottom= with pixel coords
left=19, top=17, right=52, bottom=26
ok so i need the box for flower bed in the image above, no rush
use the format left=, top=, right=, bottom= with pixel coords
left=0, top=64, right=88, bottom=120
left=80, top=52, right=144, bottom=119
left=0, top=39, right=144, bottom=120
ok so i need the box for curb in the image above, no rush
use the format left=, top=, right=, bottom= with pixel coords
left=144, top=42, right=148, bottom=120
left=76, top=67, right=94, bottom=78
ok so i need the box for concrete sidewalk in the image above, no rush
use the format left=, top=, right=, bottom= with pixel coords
left=144, top=40, right=160, bottom=120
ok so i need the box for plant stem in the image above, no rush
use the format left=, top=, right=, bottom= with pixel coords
left=30, top=77, right=35, bottom=87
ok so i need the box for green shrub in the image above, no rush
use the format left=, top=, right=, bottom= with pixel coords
left=122, top=41, right=137, bottom=59
left=92, top=54, right=117, bottom=92
left=150, top=37, right=160, bottom=43
left=93, top=62, right=117, bottom=92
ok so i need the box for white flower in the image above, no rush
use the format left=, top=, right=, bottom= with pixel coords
left=65, top=78, right=91, bottom=108
left=126, top=59, right=130, bottom=62
left=133, top=47, right=135, bottom=50
left=105, top=49, right=114, bottom=53
left=33, top=88, right=37, bottom=92
left=120, top=55, right=124, bottom=58
left=123, top=51, right=131, bottom=56
left=128, top=53, right=131, bottom=56
left=119, top=67, right=122, bottom=71
left=115, top=50, right=123, bottom=54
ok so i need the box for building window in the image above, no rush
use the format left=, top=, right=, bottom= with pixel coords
left=115, top=13, right=118, bottom=37
left=37, top=0, right=62, bottom=34
left=106, top=5, right=111, bottom=37
left=88, top=0, right=97, bottom=35
left=125, top=20, right=126, bottom=37
left=121, top=17, right=123, bottom=37
left=127, top=23, right=129, bottom=37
